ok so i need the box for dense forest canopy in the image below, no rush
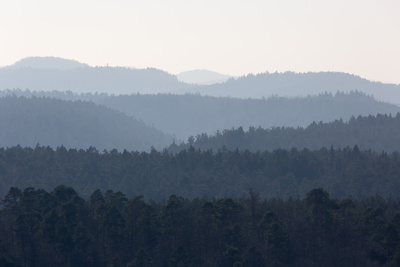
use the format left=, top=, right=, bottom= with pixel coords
left=169, top=113, right=400, bottom=153
left=0, top=145, right=400, bottom=200
left=0, top=96, right=172, bottom=151
left=1, top=186, right=400, bottom=266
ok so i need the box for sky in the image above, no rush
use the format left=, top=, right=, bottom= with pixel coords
left=1, top=0, right=399, bottom=84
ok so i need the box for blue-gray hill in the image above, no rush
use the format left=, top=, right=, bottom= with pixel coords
left=0, top=96, right=172, bottom=151
left=189, top=71, right=400, bottom=105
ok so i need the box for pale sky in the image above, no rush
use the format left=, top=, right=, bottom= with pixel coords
left=1, top=0, right=399, bottom=84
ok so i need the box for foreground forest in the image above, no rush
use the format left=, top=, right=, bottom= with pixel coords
left=1, top=145, right=400, bottom=200
left=1, top=186, right=400, bottom=266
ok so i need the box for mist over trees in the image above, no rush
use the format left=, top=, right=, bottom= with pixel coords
left=2, top=57, right=400, bottom=266
left=2, top=89, right=398, bottom=141
left=2, top=57, right=400, bottom=106
left=169, top=113, right=400, bottom=153
left=0, top=57, right=192, bottom=95
left=190, top=71, right=400, bottom=105
left=0, top=96, right=172, bottom=151
left=95, top=91, right=400, bottom=140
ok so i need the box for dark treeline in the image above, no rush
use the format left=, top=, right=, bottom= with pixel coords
left=1, top=145, right=400, bottom=200
left=1, top=186, right=400, bottom=266
left=169, top=113, right=400, bottom=153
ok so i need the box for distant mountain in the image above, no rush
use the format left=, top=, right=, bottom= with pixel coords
left=168, top=113, right=400, bottom=153
left=3, top=58, right=400, bottom=104
left=8, top=56, right=89, bottom=69
left=0, top=96, right=172, bottom=151
left=188, top=71, right=400, bottom=105
left=0, top=57, right=193, bottom=94
left=176, top=69, right=232, bottom=85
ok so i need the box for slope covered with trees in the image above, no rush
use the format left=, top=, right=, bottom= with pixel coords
left=0, top=96, right=172, bottom=151
left=0, top=57, right=192, bottom=94
left=94, top=91, right=400, bottom=140
left=191, top=71, right=400, bottom=105
left=169, top=113, right=400, bottom=153
left=2, top=90, right=398, bottom=141
left=1, top=186, right=400, bottom=266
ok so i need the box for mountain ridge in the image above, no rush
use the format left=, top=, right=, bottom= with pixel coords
left=0, top=95, right=173, bottom=151
left=8, top=56, right=90, bottom=69
left=2, top=57, right=400, bottom=103
left=2, top=89, right=398, bottom=141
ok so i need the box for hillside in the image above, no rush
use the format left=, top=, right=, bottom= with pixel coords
left=168, top=113, right=400, bottom=153
left=0, top=96, right=172, bottom=151
left=0, top=57, right=193, bottom=94
left=187, top=71, right=400, bottom=105
left=94, top=91, right=400, bottom=140
left=3, top=58, right=400, bottom=105
left=2, top=90, right=399, bottom=141
left=7, top=56, right=89, bottom=69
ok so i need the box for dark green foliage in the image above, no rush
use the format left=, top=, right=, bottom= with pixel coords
left=1, top=145, right=400, bottom=200
left=0, top=187, right=400, bottom=266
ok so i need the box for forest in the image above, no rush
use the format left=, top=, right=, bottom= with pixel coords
left=169, top=113, right=400, bottom=153
left=1, top=89, right=399, bottom=140
left=192, top=71, right=400, bottom=105
left=1, top=186, right=400, bottom=266
left=0, top=145, right=400, bottom=200
left=2, top=58, right=400, bottom=105
left=0, top=96, right=172, bottom=151
left=1, top=59, right=400, bottom=266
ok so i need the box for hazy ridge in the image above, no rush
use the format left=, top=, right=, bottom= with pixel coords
left=168, top=113, right=400, bottom=153
left=2, top=57, right=400, bottom=105
left=0, top=96, right=172, bottom=151
left=2, top=89, right=399, bottom=141
left=190, top=71, right=400, bottom=105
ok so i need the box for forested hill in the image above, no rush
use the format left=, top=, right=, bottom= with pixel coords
left=190, top=71, right=400, bottom=105
left=0, top=57, right=193, bottom=94
left=3, top=90, right=399, bottom=141
left=168, top=113, right=400, bottom=153
left=0, top=96, right=172, bottom=151
left=92, top=91, right=400, bottom=140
